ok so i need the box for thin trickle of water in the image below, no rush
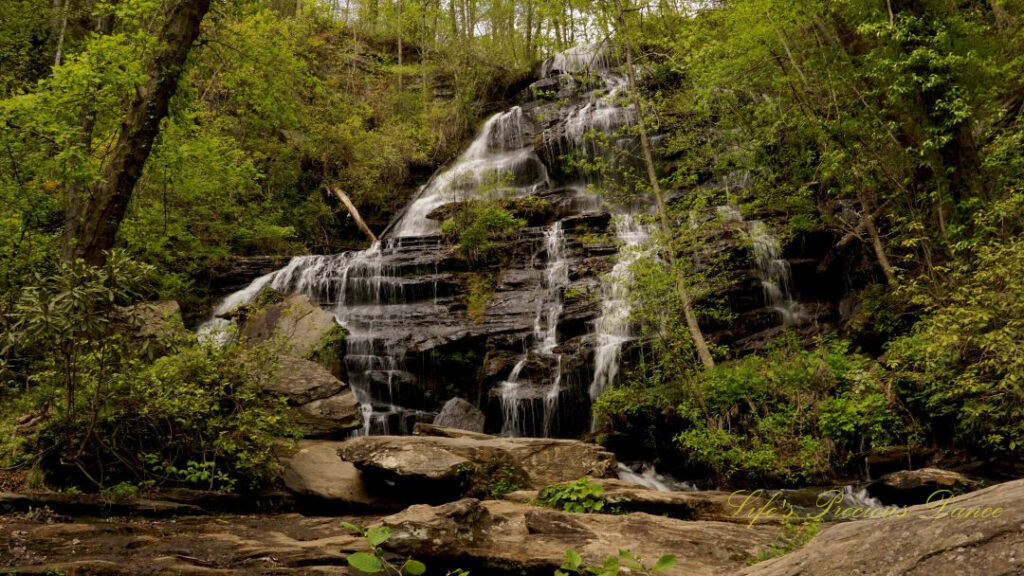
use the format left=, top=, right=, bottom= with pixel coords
left=589, top=215, right=651, bottom=401
left=718, top=205, right=802, bottom=326
left=500, top=222, right=570, bottom=437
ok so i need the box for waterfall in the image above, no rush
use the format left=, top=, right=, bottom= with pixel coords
left=718, top=205, right=802, bottom=325
left=499, top=222, right=570, bottom=437
left=202, top=43, right=647, bottom=439
left=391, top=107, right=548, bottom=238
left=589, top=215, right=651, bottom=401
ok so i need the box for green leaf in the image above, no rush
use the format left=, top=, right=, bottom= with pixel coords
left=403, top=559, right=427, bottom=575
left=563, top=549, right=582, bottom=571
left=366, top=526, right=391, bottom=547
left=347, top=552, right=384, bottom=574
left=340, top=521, right=363, bottom=535
left=654, top=555, right=677, bottom=572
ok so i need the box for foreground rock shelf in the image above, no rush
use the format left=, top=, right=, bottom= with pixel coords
left=1, top=479, right=1022, bottom=575
left=379, top=498, right=780, bottom=576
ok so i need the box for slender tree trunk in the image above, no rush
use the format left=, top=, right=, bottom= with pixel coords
left=71, top=0, right=212, bottom=265
left=858, top=190, right=896, bottom=285
left=330, top=185, right=377, bottom=243
left=617, top=4, right=714, bottom=369
left=53, top=0, right=70, bottom=67
left=397, top=0, right=403, bottom=91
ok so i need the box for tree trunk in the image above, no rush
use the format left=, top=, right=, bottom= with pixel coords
left=70, top=0, right=211, bottom=265
left=617, top=4, right=714, bottom=369
left=329, top=185, right=377, bottom=243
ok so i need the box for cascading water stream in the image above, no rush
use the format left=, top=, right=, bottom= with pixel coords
left=718, top=205, right=802, bottom=325
left=589, top=215, right=651, bottom=402
left=201, top=42, right=645, bottom=438
left=499, top=221, right=570, bottom=437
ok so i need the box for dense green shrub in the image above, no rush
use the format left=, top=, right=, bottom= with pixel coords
left=672, top=338, right=900, bottom=483
left=887, top=230, right=1024, bottom=458
left=1, top=252, right=296, bottom=490
left=441, top=199, right=525, bottom=263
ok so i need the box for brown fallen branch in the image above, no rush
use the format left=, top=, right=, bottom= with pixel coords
left=329, top=185, right=377, bottom=243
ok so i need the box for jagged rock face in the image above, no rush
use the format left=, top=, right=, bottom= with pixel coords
left=738, top=479, right=1024, bottom=576
left=269, top=356, right=363, bottom=437
left=378, top=498, right=781, bottom=576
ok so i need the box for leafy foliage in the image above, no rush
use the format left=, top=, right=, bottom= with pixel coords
left=538, top=478, right=612, bottom=514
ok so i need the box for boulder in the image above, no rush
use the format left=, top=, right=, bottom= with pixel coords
left=739, top=479, right=1024, bottom=576
left=131, top=300, right=186, bottom=341
left=280, top=440, right=397, bottom=510
left=378, top=498, right=781, bottom=576
left=502, top=478, right=776, bottom=524
left=269, top=356, right=345, bottom=404
left=241, top=293, right=346, bottom=376
left=866, top=467, right=979, bottom=506
left=267, top=357, right=362, bottom=436
left=432, top=397, right=486, bottom=433
left=295, top=392, right=363, bottom=436
left=338, top=432, right=617, bottom=501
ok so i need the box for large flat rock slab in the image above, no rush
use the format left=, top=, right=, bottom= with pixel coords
left=338, top=430, right=617, bottom=500
left=0, top=512, right=365, bottom=575
left=280, top=440, right=399, bottom=511
left=379, top=498, right=782, bottom=576
left=738, top=479, right=1024, bottom=576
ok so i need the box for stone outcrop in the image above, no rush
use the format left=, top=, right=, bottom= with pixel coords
left=270, top=357, right=362, bottom=436
left=739, top=479, right=1024, bottom=576
left=866, top=467, right=979, bottom=505
left=338, top=431, right=617, bottom=500
left=241, top=293, right=346, bottom=376
left=280, top=440, right=397, bottom=510
left=0, top=510, right=364, bottom=575
left=432, top=397, right=486, bottom=432
left=503, top=478, right=776, bottom=524
left=378, top=498, right=782, bottom=576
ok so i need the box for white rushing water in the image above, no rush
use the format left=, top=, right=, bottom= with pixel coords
left=390, top=107, right=548, bottom=238
left=616, top=463, right=697, bottom=492
left=202, top=42, right=646, bottom=438
left=589, top=215, right=651, bottom=401
left=499, top=221, right=570, bottom=436
left=717, top=205, right=802, bottom=325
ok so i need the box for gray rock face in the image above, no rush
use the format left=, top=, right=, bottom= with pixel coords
left=378, top=498, right=782, bottom=576
left=242, top=293, right=345, bottom=376
left=433, top=397, right=486, bottom=432
left=339, top=431, right=617, bottom=500
left=739, top=479, right=1024, bottom=576
left=866, top=467, right=979, bottom=506
left=267, top=357, right=362, bottom=436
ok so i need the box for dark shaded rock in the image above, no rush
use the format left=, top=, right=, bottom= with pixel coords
left=866, top=467, right=980, bottom=506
